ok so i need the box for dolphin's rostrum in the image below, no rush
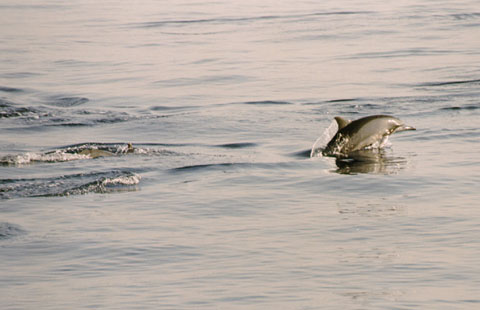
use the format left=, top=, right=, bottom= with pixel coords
left=321, top=115, right=415, bottom=156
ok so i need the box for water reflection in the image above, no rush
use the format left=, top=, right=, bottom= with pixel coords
left=332, top=149, right=407, bottom=175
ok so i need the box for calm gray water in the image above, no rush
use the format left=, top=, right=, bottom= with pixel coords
left=1, top=1, right=480, bottom=309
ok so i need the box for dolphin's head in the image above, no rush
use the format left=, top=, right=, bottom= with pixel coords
left=388, top=118, right=416, bottom=134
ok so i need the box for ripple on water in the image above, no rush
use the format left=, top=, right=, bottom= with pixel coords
left=0, top=86, right=24, bottom=93
left=0, top=222, right=26, bottom=239
left=44, top=96, right=89, bottom=107
left=0, top=99, right=40, bottom=119
left=419, top=78, right=480, bottom=87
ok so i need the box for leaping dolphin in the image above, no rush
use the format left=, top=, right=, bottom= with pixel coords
left=321, top=115, right=415, bottom=156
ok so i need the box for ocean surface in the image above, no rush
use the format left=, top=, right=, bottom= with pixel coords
left=1, top=1, right=480, bottom=309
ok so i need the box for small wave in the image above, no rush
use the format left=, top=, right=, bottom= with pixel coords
left=438, top=12, right=480, bottom=21
left=45, top=96, right=89, bottom=107
left=155, top=74, right=249, bottom=87
left=325, top=98, right=358, bottom=103
left=1, top=99, right=136, bottom=127
left=0, top=86, right=23, bottom=93
left=291, top=149, right=312, bottom=158
left=419, top=79, right=480, bottom=87
left=0, top=72, right=42, bottom=79
left=0, top=222, right=25, bottom=239
left=1, top=90, right=178, bottom=128
left=0, top=171, right=141, bottom=199
left=134, top=11, right=372, bottom=28
left=170, top=162, right=248, bottom=173
left=45, top=122, right=89, bottom=127
left=215, top=142, right=257, bottom=149
left=241, top=100, right=292, bottom=105
left=38, top=114, right=133, bottom=127
left=102, top=174, right=141, bottom=186
left=0, top=108, right=39, bottom=118
left=344, top=48, right=451, bottom=60
left=150, top=105, right=196, bottom=111
left=0, top=99, right=40, bottom=119
left=50, top=172, right=141, bottom=197
left=440, top=104, right=480, bottom=111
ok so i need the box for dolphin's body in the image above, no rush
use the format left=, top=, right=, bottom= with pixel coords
left=76, top=143, right=134, bottom=158
left=322, top=115, right=415, bottom=156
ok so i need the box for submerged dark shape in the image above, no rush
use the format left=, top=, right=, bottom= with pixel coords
left=322, top=115, right=415, bottom=156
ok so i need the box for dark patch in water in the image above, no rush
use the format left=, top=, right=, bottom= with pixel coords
left=1, top=72, right=42, bottom=78
left=46, top=122, right=89, bottom=127
left=243, top=100, right=292, bottom=105
left=215, top=142, right=257, bottom=149
left=362, top=103, right=383, bottom=109
left=171, top=162, right=245, bottom=172
left=291, top=149, right=312, bottom=158
left=440, top=104, right=480, bottom=111
left=0, top=86, right=23, bottom=93
left=150, top=105, right=196, bottom=111
left=442, top=107, right=462, bottom=110
left=419, top=79, right=480, bottom=87
left=41, top=115, right=130, bottom=127
left=46, top=96, right=89, bottom=107
left=0, top=222, right=25, bottom=239
left=325, top=98, right=358, bottom=103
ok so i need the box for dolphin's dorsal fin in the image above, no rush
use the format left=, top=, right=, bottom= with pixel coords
left=334, top=116, right=351, bottom=130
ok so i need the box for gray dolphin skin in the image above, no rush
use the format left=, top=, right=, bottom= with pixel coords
left=77, top=143, right=134, bottom=158
left=322, top=115, right=415, bottom=156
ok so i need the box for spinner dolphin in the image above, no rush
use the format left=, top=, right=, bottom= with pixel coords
left=321, top=115, right=415, bottom=156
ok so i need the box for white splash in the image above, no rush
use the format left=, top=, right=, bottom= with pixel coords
left=102, top=173, right=141, bottom=186
left=1, top=151, right=89, bottom=165
left=310, top=119, right=338, bottom=158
